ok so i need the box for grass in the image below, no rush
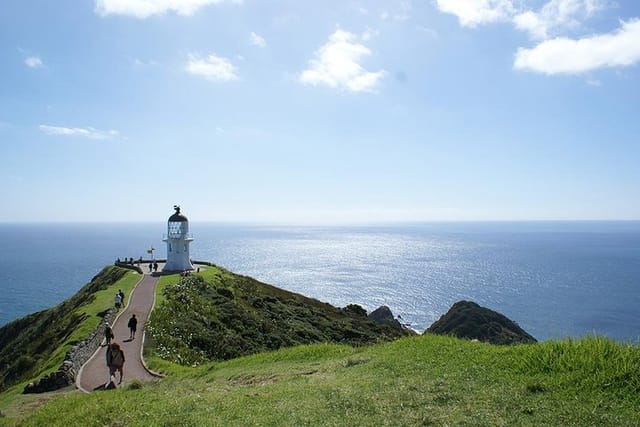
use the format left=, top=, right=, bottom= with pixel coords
left=144, top=265, right=409, bottom=368
left=2, top=264, right=639, bottom=425
left=39, top=269, right=141, bottom=373
left=0, top=267, right=141, bottom=418
left=4, top=334, right=639, bottom=426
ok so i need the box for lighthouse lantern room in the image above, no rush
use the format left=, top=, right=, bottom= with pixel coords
left=162, top=205, right=194, bottom=272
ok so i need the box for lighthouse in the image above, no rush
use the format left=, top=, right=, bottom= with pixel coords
left=162, top=205, right=194, bottom=272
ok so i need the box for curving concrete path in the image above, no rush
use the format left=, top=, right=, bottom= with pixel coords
left=77, top=271, right=161, bottom=392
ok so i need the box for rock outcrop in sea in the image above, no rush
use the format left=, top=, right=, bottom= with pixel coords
left=426, top=300, right=537, bottom=345
left=368, top=305, right=403, bottom=330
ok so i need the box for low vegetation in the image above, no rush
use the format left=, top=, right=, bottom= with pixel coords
left=6, top=334, right=640, bottom=426
left=0, top=267, right=140, bottom=411
left=427, top=300, right=537, bottom=344
left=1, top=265, right=638, bottom=425
left=145, top=266, right=410, bottom=367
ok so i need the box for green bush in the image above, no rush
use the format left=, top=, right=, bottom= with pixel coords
left=147, top=270, right=410, bottom=366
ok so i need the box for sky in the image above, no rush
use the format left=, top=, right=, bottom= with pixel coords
left=1, top=0, right=639, bottom=224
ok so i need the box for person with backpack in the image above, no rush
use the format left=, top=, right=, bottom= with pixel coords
left=104, top=323, right=114, bottom=346
left=106, top=342, right=125, bottom=386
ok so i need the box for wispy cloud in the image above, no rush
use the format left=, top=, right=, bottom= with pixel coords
left=513, top=0, right=607, bottom=40
left=300, top=29, right=385, bottom=93
left=133, top=58, right=159, bottom=67
left=436, top=0, right=639, bottom=76
left=514, top=19, right=640, bottom=74
left=436, top=0, right=608, bottom=39
left=186, top=53, right=239, bottom=82
left=435, top=0, right=515, bottom=27
left=249, top=32, right=266, bottom=48
left=25, top=56, right=43, bottom=68
left=39, top=125, right=120, bottom=140
left=380, top=0, right=412, bottom=22
left=95, top=0, right=242, bottom=19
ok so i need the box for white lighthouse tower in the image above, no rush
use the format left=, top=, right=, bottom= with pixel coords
left=162, top=205, right=194, bottom=272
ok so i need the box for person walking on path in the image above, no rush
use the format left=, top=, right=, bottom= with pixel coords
left=118, top=289, right=125, bottom=305
left=78, top=274, right=160, bottom=393
left=104, top=323, right=114, bottom=346
left=115, top=292, right=122, bottom=310
left=106, top=343, right=125, bottom=386
left=127, top=314, right=138, bottom=340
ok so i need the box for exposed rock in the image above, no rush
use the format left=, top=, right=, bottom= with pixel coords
left=426, top=300, right=537, bottom=345
left=23, top=370, right=72, bottom=393
left=368, top=306, right=402, bottom=329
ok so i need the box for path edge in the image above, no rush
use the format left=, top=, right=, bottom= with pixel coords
left=139, top=275, right=165, bottom=380
left=75, top=273, right=145, bottom=394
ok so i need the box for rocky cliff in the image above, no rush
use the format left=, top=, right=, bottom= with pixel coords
left=426, top=300, right=537, bottom=345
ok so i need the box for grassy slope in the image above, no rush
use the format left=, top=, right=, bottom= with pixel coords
left=8, top=335, right=640, bottom=426
left=145, top=266, right=410, bottom=367
left=2, top=266, right=639, bottom=425
left=0, top=267, right=141, bottom=417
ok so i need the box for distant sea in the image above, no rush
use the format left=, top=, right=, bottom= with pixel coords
left=1, top=222, right=639, bottom=342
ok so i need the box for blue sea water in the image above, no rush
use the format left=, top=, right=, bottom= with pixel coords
left=0, top=222, right=639, bottom=342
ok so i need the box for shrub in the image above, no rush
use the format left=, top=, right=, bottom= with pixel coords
left=147, top=271, right=411, bottom=365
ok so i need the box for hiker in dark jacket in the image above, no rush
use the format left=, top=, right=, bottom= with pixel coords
left=127, top=314, right=138, bottom=340
left=106, top=343, right=125, bottom=385
left=104, top=323, right=114, bottom=346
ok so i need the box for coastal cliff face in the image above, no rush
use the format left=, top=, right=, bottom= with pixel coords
left=426, top=300, right=537, bottom=345
left=147, top=269, right=413, bottom=366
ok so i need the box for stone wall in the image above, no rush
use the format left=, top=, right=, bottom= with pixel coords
left=114, top=262, right=144, bottom=274
left=23, top=309, right=118, bottom=393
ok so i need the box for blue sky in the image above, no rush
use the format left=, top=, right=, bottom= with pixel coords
left=1, top=0, right=639, bottom=223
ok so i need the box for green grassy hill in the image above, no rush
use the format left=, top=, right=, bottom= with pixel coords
left=6, top=334, right=640, bottom=426
left=145, top=266, right=411, bottom=366
left=1, top=265, right=639, bottom=426
left=0, top=266, right=140, bottom=392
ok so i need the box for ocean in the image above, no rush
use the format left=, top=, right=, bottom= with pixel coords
left=1, top=222, right=639, bottom=342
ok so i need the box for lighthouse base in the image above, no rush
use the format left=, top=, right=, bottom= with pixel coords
left=162, top=260, right=194, bottom=272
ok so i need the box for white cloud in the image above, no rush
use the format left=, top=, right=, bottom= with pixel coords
left=299, top=30, right=385, bottom=93
left=95, top=0, right=242, bottom=19
left=133, top=58, right=159, bottom=67
left=186, top=53, right=239, bottom=82
left=514, top=19, right=640, bottom=74
left=39, top=125, right=120, bottom=140
left=416, top=25, right=438, bottom=38
left=249, top=32, right=266, bottom=48
left=25, top=56, right=43, bottom=68
left=435, top=0, right=515, bottom=27
left=361, top=28, right=379, bottom=41
left=513, top=0, right=607, bottom=40
left=379, top=0, right=412, bottom=22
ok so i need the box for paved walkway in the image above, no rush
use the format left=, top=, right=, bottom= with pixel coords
left=77, top=270, right=161, bottom=392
